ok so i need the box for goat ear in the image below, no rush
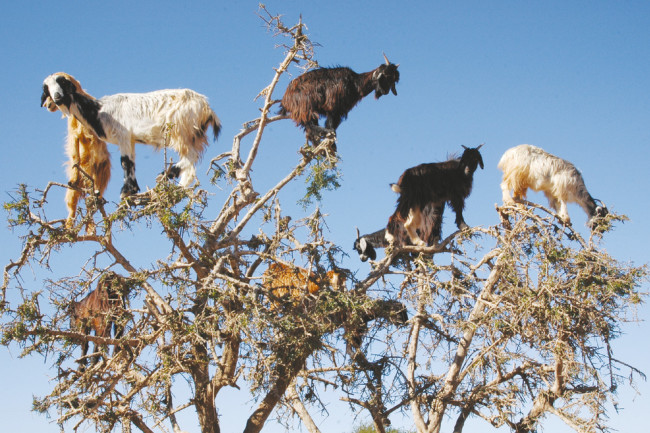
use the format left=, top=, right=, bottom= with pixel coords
left=40, top=88, right=48, bottom=107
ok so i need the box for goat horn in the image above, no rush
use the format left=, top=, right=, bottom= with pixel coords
left=462, top=145, right=468, bottom=150
left=476, top=143, right=484, bottom=150
left=356, top=227, right=361, bottom=240
left=383, top=52, right=390, bottom=65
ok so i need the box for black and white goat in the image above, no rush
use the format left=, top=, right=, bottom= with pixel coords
left=498, top=144, right=608, bottom=227
left=353, top=228, right=385, bottom=262
left=386, top=145, right=484, bottom=246
left=42, top=73, right=221, bottom=197
left=353, top=202, right=442, bottom=261
left=279, top=54, right=399, bottom=143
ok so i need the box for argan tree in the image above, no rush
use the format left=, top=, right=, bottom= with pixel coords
left=1, top=8, right=646, bottom=433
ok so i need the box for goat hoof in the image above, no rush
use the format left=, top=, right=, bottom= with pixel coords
left=120, top=180, right=140, bottom=198
left=163, top=164, right=181, bottom=180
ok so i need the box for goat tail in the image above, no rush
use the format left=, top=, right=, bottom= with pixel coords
left=390, top=183, right=401, bottom=193
left=206, top=111, right=222, bottom=141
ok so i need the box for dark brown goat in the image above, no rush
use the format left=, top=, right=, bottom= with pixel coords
left=70, top=272, right=127, bottom=365
left=387, top=145, right=484, bottom=246
left=279, top=54, right=399, bottom=143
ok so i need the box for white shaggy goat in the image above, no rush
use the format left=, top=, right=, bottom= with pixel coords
left=41, top=73, right=111, bottom=231
left=498, top=144, right=607, bottom=227
left=42, top=72, right=221, bottom=197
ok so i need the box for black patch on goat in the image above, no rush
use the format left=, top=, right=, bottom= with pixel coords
left=71, top=91, right=106, bottom=139
left=120, top=156, right=140, bottom=196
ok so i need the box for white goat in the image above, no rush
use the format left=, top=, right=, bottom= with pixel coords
left=42, top=73, right=221, bottom=197
left=498, top=144, right=607, bottom=227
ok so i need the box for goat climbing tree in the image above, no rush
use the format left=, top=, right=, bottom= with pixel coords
left=1, top=8, right=646, bottom=433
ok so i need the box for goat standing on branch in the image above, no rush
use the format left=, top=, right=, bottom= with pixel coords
left=42, top=73, right=221, bottom=198
left=498, top=144, right=608, bottom=228
left=42, top=74, right=111, bottom=231
left=386, top=145, right=484, bottom=246
left=279, top=54, right=399, bottom=145
left=70, top=272, right=129, bottom=365
left=353, top=202, right=441, bottom=261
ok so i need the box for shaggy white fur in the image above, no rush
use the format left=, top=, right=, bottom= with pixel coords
left=498, top=144, right=607, bottom=225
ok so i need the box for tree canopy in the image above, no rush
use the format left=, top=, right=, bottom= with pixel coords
left=1, top=8, right=646, bottom=433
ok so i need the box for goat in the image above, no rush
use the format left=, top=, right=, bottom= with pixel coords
left=353, top=202, right=442, bottom=261
left=41, top=74, right=111, bottom=231
left=262, top=262, right=346, bottom=306
left=279, top=54, right=399, bottom=144
left=353, top=228, right=385, bottom=262
left=262, top=263, right=406, bottom=362
left=386, top=145, right=484, bottom=246
left=70, top=272, right=128, bottom=365
left=41, top=72, right=221, bottom=198
left=498, top=144, right=608, bottom=227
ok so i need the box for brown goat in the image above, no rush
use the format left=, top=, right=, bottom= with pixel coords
left=70, top=272, right=127, bottom=365
left=41, top=72, right=111, bottom=233
left=279, top=54, right=399, bottom=144
left=262, top=263, right=346, bottom=306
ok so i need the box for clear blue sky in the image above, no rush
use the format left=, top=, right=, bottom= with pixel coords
left=1, top=1, right=649, bottom=432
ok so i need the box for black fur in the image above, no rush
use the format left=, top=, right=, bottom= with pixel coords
left=120, top=156, right=140, bottom=196
left=165, top=164, right=182, bottom=180
left=390, top=145, right=484, bottom=243
left=40, top=84, right=50, bottom=107
left=71, top=91, right=106, bottom=139
left=279, top=59, right=399, bottom=142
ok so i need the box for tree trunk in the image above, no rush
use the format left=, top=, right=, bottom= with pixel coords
left=243, top=353, right=310, bottom=433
